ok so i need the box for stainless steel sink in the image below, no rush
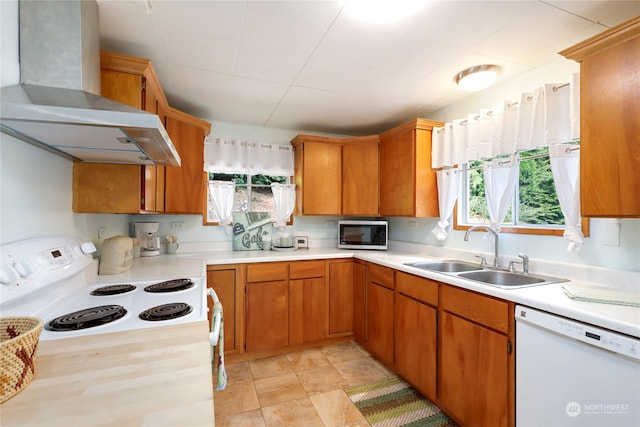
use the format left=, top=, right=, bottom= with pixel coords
left=458, top=270, right=567, bottom=289
left=403, top=259, right=567, bottom=289
left=404, top=260, right=483, bottom=273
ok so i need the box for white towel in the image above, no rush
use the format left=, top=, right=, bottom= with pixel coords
left=563, top=285, right=640, bottom=307
left=212, top=301, right=227, bottom=391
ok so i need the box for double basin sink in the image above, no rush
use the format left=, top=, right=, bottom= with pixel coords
left=403, top=260, right=567, bottom=289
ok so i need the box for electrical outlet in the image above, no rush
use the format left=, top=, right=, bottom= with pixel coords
left=326, top=220, right=337, bottom=227
left=97, top=226, right=106, bottom=239
left=408, top=221, right=418, bottom=230
left=171, top=222, right=185, bottom=232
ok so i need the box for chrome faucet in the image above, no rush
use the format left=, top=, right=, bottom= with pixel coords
left=464, top=225, right=500, bottom=268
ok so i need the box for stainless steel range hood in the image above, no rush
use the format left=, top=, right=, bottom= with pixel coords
left=0, top=0, right=181, bottom=166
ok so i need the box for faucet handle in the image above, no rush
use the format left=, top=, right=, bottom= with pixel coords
left=474, top=254, right=488, bottom=267
left=508, top=260, right=522, bottom=273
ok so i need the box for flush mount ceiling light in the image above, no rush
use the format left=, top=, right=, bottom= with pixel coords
left=343, top=0, right=425, bottom=24
left=455, top=65, right=501, bottom=91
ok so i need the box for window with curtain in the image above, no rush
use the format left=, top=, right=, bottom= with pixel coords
left=433, top=73, right=587, bottom=250
left=206, top=173, right=290, bottom=223
left=203, top=138, right=295, bottom=226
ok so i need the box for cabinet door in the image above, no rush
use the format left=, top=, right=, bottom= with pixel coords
left=328, top=261, right=354, bottom=336
left=353, top=262, right=367, bottom=343
left=395, top=294, right=437, bottom=400
left=579, top=35, right=640, bottom=217
left=72, top=162, right=141, bottom=213
left=439, top=311, right=508, bottom=427
left=290, top=277, right=325, bottom=345
left=207, top=268, right=237, bottom=353
left=245, top=280, right=289, bottom=352
left=301, top=141, right=342, bottom=215
left=366, top=281, right=394, bottom=366
left=164, top=114, right=206, bottom=214
left=379, top=126, right=415, bottom=216
left=342, top=139, right=379, bottom=215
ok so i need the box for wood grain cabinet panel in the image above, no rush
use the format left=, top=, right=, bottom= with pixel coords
left=560, top=17, right=640, bottom=217
left=379, top=119, right=442, bottom=217
left=352, top=261, right=367, bottom=343
left=327, top=260, right=354, bottom=336
left=290, top=277, right=325, bottom=345
left=245, top=280, right=289, bottom=352
left=366, top=278, right=394, bottom=367
left=207, top=267, right=239, bottom=353
left=291, top=135, right=343, bottom=215
left=342, top=136, right=380, bottom=216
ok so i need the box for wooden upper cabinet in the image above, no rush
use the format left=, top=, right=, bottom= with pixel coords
left=379, top=118, right=442, bottom=217
left=164, top=110, right=207, bottom=214
left=559, top=17, right=640, bottom=217
left=73, top=51, right=211, bottom=214
left=342, top=136, right=380, bottom=216
left=291, top=135, right=343, bottom=215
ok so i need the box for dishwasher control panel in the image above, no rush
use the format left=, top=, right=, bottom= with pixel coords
left=516, top=306, right=639, bottom=361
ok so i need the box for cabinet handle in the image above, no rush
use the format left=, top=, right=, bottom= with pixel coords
left=507, top=340, right=512, bottom=354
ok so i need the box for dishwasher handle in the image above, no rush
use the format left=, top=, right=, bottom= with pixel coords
left=207, top=288, right=222, bottom=347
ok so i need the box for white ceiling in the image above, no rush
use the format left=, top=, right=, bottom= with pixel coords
left=96, top=1, right=640, bottom=135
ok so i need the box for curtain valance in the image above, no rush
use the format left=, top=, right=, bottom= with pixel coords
left=204, top=137, right=294, bottom=176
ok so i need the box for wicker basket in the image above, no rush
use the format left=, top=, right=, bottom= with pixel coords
left=1, top=316, right=44, bottom=404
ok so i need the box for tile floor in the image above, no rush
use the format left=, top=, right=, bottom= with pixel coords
left=213, top=341, right=395, bottom=426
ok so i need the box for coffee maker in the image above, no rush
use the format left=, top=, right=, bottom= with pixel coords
left=134, top=222, right=160, bottom=257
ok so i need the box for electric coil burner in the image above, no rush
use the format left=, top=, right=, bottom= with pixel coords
left=90, top=284, right=137, bottom=296
left=144, top=278, right=194, bottom=293
left=45, top=305, right=128, bottom=331
left=139, top=302, right=193, bottom=321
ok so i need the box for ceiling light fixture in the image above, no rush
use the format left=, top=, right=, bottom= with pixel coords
left=343, top=0, right=425, bottom=24
left=455, top=64, right=501, bottom=91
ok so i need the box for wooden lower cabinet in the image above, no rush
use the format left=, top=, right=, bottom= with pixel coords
left=207, top=265, right=243, bottom=354
left=394, top=272, right=437, bottom=401
left=245, top=279, right=289, bottom=352
left=327, top=260, right=354, bottom=336
left=438, top=284, right=513, bottom=427
left=366, top=280, right=394, bottom=366
left=352, top=261, right=367, bottom=343
left=290, top=277, right=325, bottom=345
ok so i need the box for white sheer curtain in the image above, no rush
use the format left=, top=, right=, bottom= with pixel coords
left=483, top=154, right=520, bottom=232
left=208, top=181, right=235, bottom=233
left=204, top=138, right=295, bottom=230
left=204, top=137, right=294, bottom=175
left=550, top=144, right=583, bottom=252
left=430, top=73, right=582, bottom=249
left=271, top=183, right=296, bottom=228
left=432, top=168, right=460, bottom=240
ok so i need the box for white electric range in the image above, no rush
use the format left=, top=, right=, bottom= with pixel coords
left=0, top=236, right=217, bottom=342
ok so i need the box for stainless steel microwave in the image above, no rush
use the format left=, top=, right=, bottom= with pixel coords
left=338, top=220, right=388, bottom=250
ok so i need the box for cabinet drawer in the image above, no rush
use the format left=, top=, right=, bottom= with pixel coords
left=246, top=262, right=288, bottom=283
left=396, top=272, right=438, bottom=306
left=440, top=285, right=509, bottom=333
left=290, top=260, right=325, bottom=279
left=369, top=263, right=395, bottom=289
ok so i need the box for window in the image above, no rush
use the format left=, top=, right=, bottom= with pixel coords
left=205, top=173, right=291, bottom=224
left=456, top=148, right=587, bottom=235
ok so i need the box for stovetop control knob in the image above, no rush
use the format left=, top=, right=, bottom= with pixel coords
left=0, top=265, right=20, bottom=284
left=14, top=260, right=36, bottom=277
left=80, top=242, right=97, bottom=255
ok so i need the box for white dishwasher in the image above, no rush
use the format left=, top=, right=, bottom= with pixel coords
left=516, top=305, right=640, bottom=427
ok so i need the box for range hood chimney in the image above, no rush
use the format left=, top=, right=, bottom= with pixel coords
left=0, top=0, right=181, bottom=166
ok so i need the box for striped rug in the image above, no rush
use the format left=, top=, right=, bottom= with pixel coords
left=344, top=376, right=457, bottom=427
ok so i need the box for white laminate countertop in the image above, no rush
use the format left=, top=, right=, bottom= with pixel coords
left=151, top=247, right=640, bottom=339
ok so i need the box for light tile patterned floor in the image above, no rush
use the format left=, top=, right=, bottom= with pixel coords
left=214, top=341, right=394, bottom=427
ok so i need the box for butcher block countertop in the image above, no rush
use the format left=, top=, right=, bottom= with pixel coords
left=1, top=322, right=214, bottom=427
